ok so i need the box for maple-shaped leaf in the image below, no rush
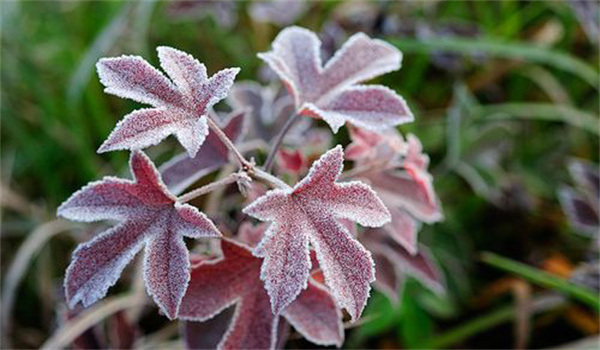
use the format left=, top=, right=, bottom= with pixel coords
left=362, top=228, right=445, bottom=303
left=259, top=26, right=413, bottom=133
left=243, top=145, right=390, bottom=320
left=96, top=46, right=239, bottom=157
left=57, top=151, right=221, bottom=319
left=159, top=109, right=248, bottom=195
left=178, top=239, right=343, bottom=349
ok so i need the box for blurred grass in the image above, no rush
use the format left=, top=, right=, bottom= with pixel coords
left=1, top=0, right=599, bottom=349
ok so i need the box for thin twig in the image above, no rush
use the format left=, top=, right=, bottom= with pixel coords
left=249, top=167, right=291, bottom=189
left=178, top=172, right=246, bottom=203
left=263, top=113, right=300, bottom=172
left=206, top=116, right=251, bottom=169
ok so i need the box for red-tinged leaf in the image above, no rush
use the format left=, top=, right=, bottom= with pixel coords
left=97, top=47, right=239, bottom=157
left=108, top=311, right=138, bottom=349
left=558, top=186, right=599, bottom=237
left=384, top=206, right=418, bottom=255
left=160, top=109, right=248, bottom=194
left=244, top=146, right=390, bottom=320
left=58, top=151, right=221, bottom=318
left=282, top=281, right=344, bottom=347
left=346, top=127, right=405, bottom=163
left=259, top=26, right=411, bottom=132
left=179, top=239, right=343, bottom=349
left=367, top=170, right=442, bottom=223
left=277, top=148, right=305, bottom=174
left=371, top=251, right=400, bottom=303
left=363, top=229, right=445, bottom=298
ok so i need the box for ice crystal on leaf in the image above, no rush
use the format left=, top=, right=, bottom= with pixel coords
left=243, top=145, right=391, bottom=321
left=178, top=239, right=343, bottom=349
left=57, top=151, right=221, bottom=319
left=259, top=26, right=413, bottom=133
left=159, top=109, right=248, bottom=195
left=362, top=228, right=445, bottom=303
left=348, top=130, right=442, bottom=254
left=96, top=46, right=239, bottom=157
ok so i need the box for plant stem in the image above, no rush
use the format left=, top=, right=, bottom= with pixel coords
left=206, top=116, right=251, bottom=169
left=250, top=167, right=291, bottom=189
left=263, top=113, right=301, bottom=172
left=178, top=173, right=242, bottom=203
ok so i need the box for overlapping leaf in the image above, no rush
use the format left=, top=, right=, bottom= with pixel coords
left=259, top=26, right=413, bottom=133
left=362, top=228, right=445, bottom=303
left=97, top=46, right=239, bottom=157
left=159, top=109, right=248, bottom=195
left=58, top=151, right=221, bottom=319
left=243, top=146, right=391, bottom=321
left=178, top=238, right=343, bottom=349
left=348, top=130, right=442, bottom=254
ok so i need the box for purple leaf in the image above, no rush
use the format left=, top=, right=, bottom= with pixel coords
left=243, top=146, right=390, bottom=321
left=259, top=26, right=412, bottom=132
left=159, top=109, right=248, bottom=194
left=58, top=151, right=221, bottom=319
left=97, top=47, right=239, bottom=157
left=178, top=239, right=343, bottom=349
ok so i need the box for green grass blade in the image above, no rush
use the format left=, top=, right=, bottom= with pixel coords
left=473, top=103, right=599, bottom=136
left=482, top=252, right=600, bottom=311
left=421, top=294, right=565, bottom=349
left=390, top=37, right=599, bottom=88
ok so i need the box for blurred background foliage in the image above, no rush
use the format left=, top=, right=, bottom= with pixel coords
left=1, top=1, right=598, bottom=349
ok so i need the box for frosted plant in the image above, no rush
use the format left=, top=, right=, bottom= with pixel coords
left=97, top=47, right=239, bottom=157
left=259, top=26, right=413, bottom=133
left=58, top=25, right=444, bottom=349
left=58, top=151, right=221, bottom=319
left=179, top=237, right=343, bottom=349
left=558, top=158, right=599, bottom=237
left=244, top=146, right=390, bottom=320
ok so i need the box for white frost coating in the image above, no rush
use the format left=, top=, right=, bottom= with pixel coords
left=58, top=151, right=221, bottom=319
left=259, top=26, right=411, bottom=133
left=96, top=47, right=240, bottom=157
left=243, top=145, right=390, bottom=321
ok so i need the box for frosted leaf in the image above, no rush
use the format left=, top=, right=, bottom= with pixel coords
left=97, top=47, right=239, bottom=157
left=259, top=26, right=412, bottom=132
left=178, top=239, right=343, bottom=349
left=362, top=228, right=445, bottom=302
left=160, top=109, right=248, bottom=195
left=58, top=151, right=221, bottom=319
left=568, top=158, right=600, bottom=204
left=243, top=146, right=390, bottom=320
left=303, top=85, right=413, bottom=133
left=167, top=0, right=238, bottom=29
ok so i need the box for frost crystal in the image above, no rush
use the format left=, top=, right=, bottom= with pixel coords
left=259, top=26, right=413, bottom=133
left=58, top=151, right=221, bottom=319
left=243, top=146, right=390, bottom=321
left=160, top=109, right=248, bottom=195
left=178, top=239, right=343, bottom=349
left=96, top=46, right=239, bottom=157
